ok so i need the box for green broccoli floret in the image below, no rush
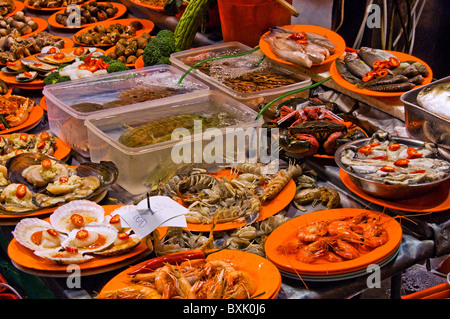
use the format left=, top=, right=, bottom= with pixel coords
left=143, top=30, right=178, bottom=67
left=43, top=71, right=62, bottom=85
left=57, top=76, right=71, bottom=83
left=100, top=55, right=115, bottom=63
left=107, top=61, right=130, bottom=73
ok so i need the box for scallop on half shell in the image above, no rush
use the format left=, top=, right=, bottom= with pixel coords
left=104, top=205, right=134, bottom=232
left=50, top=200, right=105, bottom=234
left=34, top=250, right=94, bottom=265
left=12, top=218, right=66, bottom=251
left=95, top=232, right=141, bottom=256
left=61, top=223, right=118, bottom=253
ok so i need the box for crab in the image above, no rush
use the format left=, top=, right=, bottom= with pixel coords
left=269, top=98, right=366, bottom=157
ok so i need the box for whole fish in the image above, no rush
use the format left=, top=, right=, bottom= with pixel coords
left=334, top=58, right=364, bottom=85
left=357, top=47, right=397, bottom=68
left=343, top=52, right=372, bottom=78
left=417, top=82, right=450, bottom=119
left=273, top=26, right=337, bottom=53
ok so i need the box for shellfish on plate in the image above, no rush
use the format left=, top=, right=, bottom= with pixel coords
left=0, top=152, right=118, bottom=213
left=61, top=223, right=118, bottom=253
left=49, top=200, right=105, bottom=234
left=34, top=249, right=94, bottom=264
left=12, top=217, right=66, bottom=251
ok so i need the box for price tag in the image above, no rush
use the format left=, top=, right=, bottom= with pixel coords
left=119, top=196, right=188, bottom=239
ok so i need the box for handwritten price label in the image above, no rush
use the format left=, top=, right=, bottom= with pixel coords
left=119, top=196, right=188, bottom=239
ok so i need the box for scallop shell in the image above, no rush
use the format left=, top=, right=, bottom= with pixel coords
left=34, top=250, right=94, bottom=265
left=12, top=218, right=66, bottom=251
left=61, top=223, right=118, bottom=253
left=104, top=205, right=134, bottom=232
left=94, top=233, right=141, bottom=256
left=50, top=200, right=105, bottom=234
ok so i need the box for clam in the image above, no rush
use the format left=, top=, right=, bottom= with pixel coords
left=21, top=160, right=74, bottom=188
left=12, top=218, right=66, bottom=251
left=94, top=233, right=140, bottom=256
left=34, top=249, right=94, bottom=264
left=40, top=46, right=61, bottom=54
left=50, top=200, right=105, bottom=234
left=37, top=52, right=76, bottom=65
left=61, top=223, right=118, bottom=253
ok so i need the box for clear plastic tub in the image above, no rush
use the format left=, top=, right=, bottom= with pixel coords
left=85, top=91, right=265, bottom=195
left=43, top=65, right=210, bottom=157
left=170, top=41, right=312, bottom=111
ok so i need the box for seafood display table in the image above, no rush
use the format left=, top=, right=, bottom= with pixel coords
left=0, top=1, right=448, bottom=301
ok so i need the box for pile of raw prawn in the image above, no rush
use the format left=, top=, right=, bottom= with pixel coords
left=277, top=212, right=389, bottom=263
left=98, top=257, right=256, bottom=299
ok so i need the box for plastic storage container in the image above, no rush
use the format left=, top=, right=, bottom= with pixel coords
left=170, top=42, right=312, bottom=111
left=43, top=65, right=210, bottom=157
left=85, top=91, right=265, bottom=195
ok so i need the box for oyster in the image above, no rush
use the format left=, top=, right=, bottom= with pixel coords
left=34, top=249, right=94, bottom=264
left=94, top=232, right=140, bottom=256
left=61, top=223, right=117, bottom=253
left=12, top=218, right=66, bottom=251
left=50, top=200, right=105, bottom=234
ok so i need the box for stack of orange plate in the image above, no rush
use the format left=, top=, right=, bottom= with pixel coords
left=99, top=249, right=282, bottom=299
left=265, top=208, right=402, bottom=282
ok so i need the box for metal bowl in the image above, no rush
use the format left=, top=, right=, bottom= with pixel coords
left=401, top=76, right=450, bottom=150
left=334, top=137, right=450, bottom=200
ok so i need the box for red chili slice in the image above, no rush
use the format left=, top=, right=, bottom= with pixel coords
left=41, top=159, right=52, bottom=168
left=380, top=166, right=396, bottom=172
left=362, top=72, right=375, bottom=82
left=59, top=176, right=69, bottom=183
left=118, top=232, right=129, bottom=240
left=394, top=159, right=410, bottom=167
left=70, top=214, right=85, bottom=226
left=406, top=147, right=423, bottom=159
left=47, top=229, right=59, bottom=237
left=369, top=142, right=381, bottom=147
left=65, top=246, right=78, bottom=254
left=19, top=133, right=28, bottom=141
left=109, top=214, right=121, bottom=224
left=39, top=132, right=50, bottom=141
left=410, top=170, right=426, bottom=174
left=36, top=141, right=46, bottom=149
left=388, top=144, right=401, bottom=151
left=376, top=68, right=389, bottom=77
left=389, top=57, right=400, bottom=67
left=371, top=156, right=388, bottom=160
left=16, top=184, right=27, bottom=199
left=76, top=229, right=89, bottom=239
left=358, top=146, right=373, bottom=155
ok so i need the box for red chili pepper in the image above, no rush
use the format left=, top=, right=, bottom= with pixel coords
left=24, top=71, right=33, bottom=78
left=410, top=169, right=426, bottom=174
left=47, top=229, right=59, bottom=237
left=129, top=248, right=227, bottom=275
left=372, top=60, right=383, bottom=70
left=76, top=229, right=89, bottom=239
left=376, top=68, right=389, bottom=77
left=41, top=159, right=52, bottom=168
left=65, top=246, right=78, bottom=254
left=87, top=65, right=98, bottom=72
left=388, top=57, right=400, bottom=67
left=16, top=184, right=28, bottom=199
left=362, top=72, right=375, bottom=82
left=358, top=146, right=373, bottom=155
left=388, top=144, right=401, bottom=151
left=39, top=132, right=50, bottom=141
left=394, top=159, right=410, bottom=167
left=369, top=142, right=381, bottom=147
left=0, top=123, right=5, bottom=131
left=59, top=176, right=69, bottom=183
left=406, top=147, right=423, bottom=159
left=84, top=53, right=92, bottom=65
left=36, top=141, right=46, bottom=149
left=20, top=133, right=28, bottom=141
left=371, top=156, right=388, bottom=160
left=78, top=64, right=88, bottom=70
left=380, top=166, right=396, bottom=172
